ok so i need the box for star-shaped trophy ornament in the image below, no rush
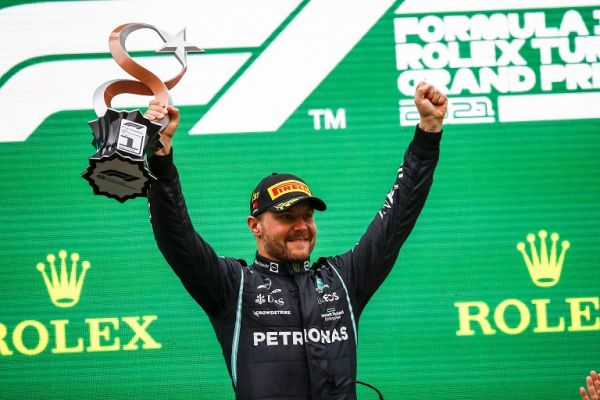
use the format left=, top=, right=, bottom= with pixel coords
left=82, top=23, right=204, bottom=202
left=156, top=28, right=201, bottom=65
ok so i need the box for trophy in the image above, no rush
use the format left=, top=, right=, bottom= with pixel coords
left=82, top=23, right=203, bottom=202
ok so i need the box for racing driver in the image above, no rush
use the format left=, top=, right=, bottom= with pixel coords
left=144, top=81, right=447, bottom=399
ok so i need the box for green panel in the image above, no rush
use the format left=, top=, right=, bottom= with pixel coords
left=1, top=1, right=599, bottom=399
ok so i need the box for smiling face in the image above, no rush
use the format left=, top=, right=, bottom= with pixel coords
left=247, top=201, right=317, bottom=262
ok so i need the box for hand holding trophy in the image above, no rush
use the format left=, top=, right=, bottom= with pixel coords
left=82, top=23, right=203, bottom=202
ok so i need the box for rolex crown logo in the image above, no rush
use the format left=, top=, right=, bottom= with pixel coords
left=36, top=250, right=91, bottom=308
left=516, top=230, right=570, bottom=288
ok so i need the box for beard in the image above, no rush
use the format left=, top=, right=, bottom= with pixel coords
left=261, top=229, right=315, bottom=262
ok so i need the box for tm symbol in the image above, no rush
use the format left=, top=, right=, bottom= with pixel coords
left=308, top=108, right=346, bottom=130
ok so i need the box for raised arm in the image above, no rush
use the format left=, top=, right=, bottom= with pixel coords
left=146, top=101, right=240, bottom=318
left=329, top=82, right=447, bottom=312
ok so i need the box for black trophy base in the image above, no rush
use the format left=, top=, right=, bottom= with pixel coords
left=81, top=152, right=156, bottom=203
left=82, top=108, right=163, bottom=202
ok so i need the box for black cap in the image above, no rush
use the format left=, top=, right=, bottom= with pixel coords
left=250, top=173, right=327, bottom=217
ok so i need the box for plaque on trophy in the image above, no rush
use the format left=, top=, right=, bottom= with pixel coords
left=82, top=23, right=203, bottom=202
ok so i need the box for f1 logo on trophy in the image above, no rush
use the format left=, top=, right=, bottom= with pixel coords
left=82, top=23, right=203, bottom=202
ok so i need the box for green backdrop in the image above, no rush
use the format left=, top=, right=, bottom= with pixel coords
left=1, top=1, right=599, bottom=398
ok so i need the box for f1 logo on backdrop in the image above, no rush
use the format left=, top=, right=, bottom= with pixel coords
left=0, top=0, right=395, bottom=143
left=4, top=0, right=597, bottom=143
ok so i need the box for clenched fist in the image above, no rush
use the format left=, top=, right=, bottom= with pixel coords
left=414, top=81, right=447, bottom=133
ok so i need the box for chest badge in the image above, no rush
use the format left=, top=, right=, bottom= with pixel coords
left=255, top=278, right=284, bottom=307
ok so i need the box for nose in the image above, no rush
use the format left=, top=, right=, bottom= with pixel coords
left=292, top=217, right=308, bottom=231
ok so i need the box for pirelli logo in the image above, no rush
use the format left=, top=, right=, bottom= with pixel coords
left=267, top=180, right=311, bottom=200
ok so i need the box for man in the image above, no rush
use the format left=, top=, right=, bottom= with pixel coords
left=145, top=81, right=447, bottom=399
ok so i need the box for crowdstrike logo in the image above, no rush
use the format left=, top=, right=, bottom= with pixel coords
left=0, top=0, right=395, bottom=143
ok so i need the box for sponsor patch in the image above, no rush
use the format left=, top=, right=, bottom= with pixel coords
left=321, top=308, right=344, bottom=322
left=253, top=326, right=349, bottom=346
left=267, top=180, right=311, bottom=200
left=253, top=310, right=291, bottom=317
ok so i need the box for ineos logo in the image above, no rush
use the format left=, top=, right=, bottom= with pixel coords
left=318, top=292, right=339, bottom=304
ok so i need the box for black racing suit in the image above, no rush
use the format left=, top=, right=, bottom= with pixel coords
left=148, top=126, right=441, bottom=399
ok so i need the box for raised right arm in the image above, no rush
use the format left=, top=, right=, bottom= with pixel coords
left=146, top=102, right=240, bottom=317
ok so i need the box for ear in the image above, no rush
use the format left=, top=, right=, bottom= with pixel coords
left=247, top=216, right=261, bottom=237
